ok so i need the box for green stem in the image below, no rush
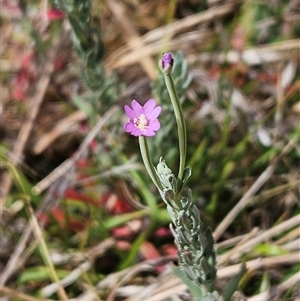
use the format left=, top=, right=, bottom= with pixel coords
left=164, top=73, right=187, bottom=181
left=139, top=136, right=163, bottom=191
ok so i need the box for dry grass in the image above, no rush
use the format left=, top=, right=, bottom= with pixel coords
left=1, top=0, right=299, bottom=300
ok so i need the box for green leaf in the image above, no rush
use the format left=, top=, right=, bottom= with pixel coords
left=221, top=161, right=235, bottom=181
left=172, top=265, right=203, bottom=299
left=18, top=266, right=69, bottom=284
left=102, top=208, right=169, bottom=229
left=204, top=227, right=215, bottom=257
left=119, top=231, right=148, bottom=269
left=156, top=157, right=176, bottom=192
left=221, top=263, right=246, bottom=301
left=252, top=244, right=288, bottom=256
left=177, top=166, right=192, bottom=192
left=0, top=146, right=41, bottom=205
left=72, top=95, right=97, bottom=123
left=156, top=208, right=171, bottom=223
left=102, top=211, right=147, bottom=229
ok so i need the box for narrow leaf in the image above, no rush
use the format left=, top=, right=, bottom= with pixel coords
left=221, top=263, right=246, bottom=301
left=172, top=265, right=203, bottom=299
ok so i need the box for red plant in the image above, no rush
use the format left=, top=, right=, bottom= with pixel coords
left=45, top=9, right=65, bottom=21
left=11, top=52, right=36, bottom=101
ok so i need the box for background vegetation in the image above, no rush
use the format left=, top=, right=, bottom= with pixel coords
left=1, top=0, right=299, bottom=300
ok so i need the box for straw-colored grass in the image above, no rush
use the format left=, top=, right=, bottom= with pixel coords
left=1, top=0, right=299, bottom=300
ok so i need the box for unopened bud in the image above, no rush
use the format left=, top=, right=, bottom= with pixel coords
left=159, top=52, right=174, bottom=74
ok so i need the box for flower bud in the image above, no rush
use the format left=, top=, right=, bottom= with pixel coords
left=159, top=52, right=174, bottom=74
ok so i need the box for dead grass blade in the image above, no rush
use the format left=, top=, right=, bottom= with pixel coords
left=190, top=39, right=300, bottom=65
left=105, top=1, right=241, bottom=70
left=214, top=137, right=298, bottom=240
left=32, top=106, right=119, bottom=194
left=0, top=285, right=55, bottom=301
left=107, top=0, right=156, bottom=79
left=33, top=110, right=87, bottom=155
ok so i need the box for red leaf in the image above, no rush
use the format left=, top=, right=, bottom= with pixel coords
left=46, top=9, right=65, bottom=21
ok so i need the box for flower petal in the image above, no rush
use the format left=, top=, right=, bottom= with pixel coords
left=124, top=122, right=143, bottom=136
left=147, top=106, right=161, bottom=120
left=124, top=105, right=135, bottom=119
left=131, top=100, right=143, bottom=116
left=143, top=99, right=156, bottom=114
left=124, top=121, right=134, bottom=132
left=149, top=120, right=161, bottom=131
left=143, top=128, right=155, bottom=136
left=131, top=128, right=143, bottom=136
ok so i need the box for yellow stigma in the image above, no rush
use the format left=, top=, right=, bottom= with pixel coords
left=134, top=114, right=148, bottom=131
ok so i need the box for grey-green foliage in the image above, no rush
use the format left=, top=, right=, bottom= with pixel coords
left=168, top=190, right=217, bottom=286
left=155, top=158, right=245, bottom=300
left=172, top=266, right=220, bottom=301
left=156, top=159, right=217, bottom=297
left=156, top=158, right=176, bottom=192
left=54, top=0, right=121, bottom=111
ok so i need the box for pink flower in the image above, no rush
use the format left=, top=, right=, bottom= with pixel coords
left=124, top=99, right=161, bottom=137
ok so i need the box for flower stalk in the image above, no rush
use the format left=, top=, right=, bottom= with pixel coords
left=139, top=136, right=163, bottom=191
left=160, top=53, right=187, bottom=181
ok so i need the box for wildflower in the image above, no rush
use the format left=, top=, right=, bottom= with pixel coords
left=159, top=52, right=174, bottom=74
left=124, top=99, right=161, bottom=137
